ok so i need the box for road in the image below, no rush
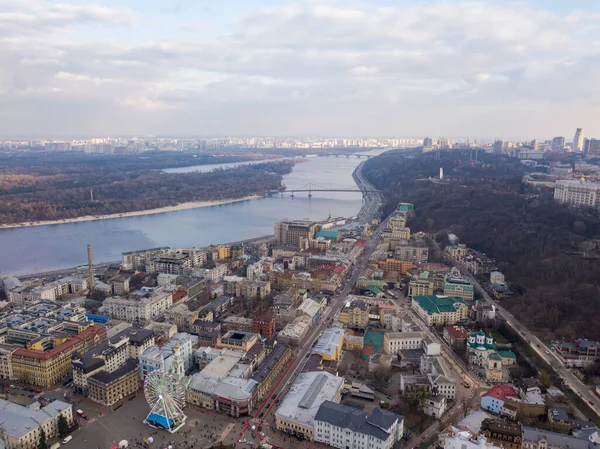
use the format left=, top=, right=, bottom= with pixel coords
left=444, top=254, right=600, bottom=419
left=242, top=161, right=387, bottom=444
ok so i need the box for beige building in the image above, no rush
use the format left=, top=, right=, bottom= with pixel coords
left=411, top=295, right=468, bottom=326
left=274, top=220, right=319, bottom=248
left=339, top=299, right=369, bottom=330
left=101, top=289, right=173, bottom=326
left=87, top=359, right=141, bottom=407
left=164, top=302, right=200, bottom=333
left=0, top=399, right=74, bottom=449
left=0, top=344, right=17, bottom=380
left=554, top=179, right=600, bottom=209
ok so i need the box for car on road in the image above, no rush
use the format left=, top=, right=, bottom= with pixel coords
left=258, top=412, right=264, bottom=418
left=589, top=400, right=594, bottom=405
left=271, top=394, right=277, bottom=400
left=386, top=395, right=393, bottom=400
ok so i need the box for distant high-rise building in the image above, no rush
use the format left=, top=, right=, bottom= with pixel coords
left=530, top=139, right=538, bottom=151
left=573, top=128, right=584, bottom=152
left=493, top=140, right=506, bottom=154
left=551, top=136, right=566, bottom=151
left=437, top=138, right=450, bottom=149
left=583, top=138, right=600, bottom=156
left=423, top=137, right=433, bottom=148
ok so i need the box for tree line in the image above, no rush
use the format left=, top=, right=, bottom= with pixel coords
left=363, top=150, right=600, bottom=341
left=0, top=160, right=295, bottom=224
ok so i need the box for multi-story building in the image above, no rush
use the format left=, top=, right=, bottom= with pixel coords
left=313, top=327, right=345, bottom=361
left=275, top=371, right=344, bottom=441
left=314, top=401, right=403, bottom=449
left=0, top=399, right=74, bottom=449
left=480, top=385, right=517, bottom=415
left=522, top=427, right=591, bottom=449
left=147, top=253, right=191, bottom=274
left=216, top=331, right=259, bottom=352
left=274, top=220, right=319, bottom=248
left=384, top=332, right=427, bottom=354
left=101, top=289, right=173, bottom=326
left=554, top=179, right=600, bottom=210
left=573, top=128, right=584, bottom=152
left=411, top=295, right=468, bottom=326
left=164, top=302, right=200, bottom=333
left=339, top=300, right=369, bottom=330
left=443, top=268, right=474, bottom=301
left=252, top=316, right=276, bottom=338
left=223, top=316, right=254, bottom=333
left=441, top=429, right=504, bottom=449
left=72, top=327, right=153, bottom=394
left=551, top=136, right=565, bottom=151
left=278, top=315, right=312, bottom=346
left=121, top=247, right=169, bottom=270
left=481, top=419, right=522, bottom=449
left=553, top=339, right=600, bottom=367
left=408, top=271, right=435, bottom=296
left=440, top=324, right=467, bottom=347
left=11, top=324, right=107, bottom=387
left=395, top=240, right=429, bottom=263
left=0, top=344, right=17, bottom=380
left=583, top=138, right=600, bottom=156
left=185, top=373, right=259, bottom=417
left=242, top=280, right=271, bottom=299
left=423, top=137, right=433, bottom=148
left=87, top=359, right=141, bottom=407
left=378, top=259, right=414, bottom=275
left=139, top=332, right=197, bottom=379
left=251, top=344, right=292, bottom=400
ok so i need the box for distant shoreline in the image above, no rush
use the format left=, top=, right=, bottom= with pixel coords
left=0, top=195, right=264, bottom=230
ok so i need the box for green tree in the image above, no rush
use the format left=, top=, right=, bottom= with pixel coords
left=57, top=414, right=69, bottom=438
left=539, top=369, right=552, bottom=388
left=38, top=428, right=47, bottom=449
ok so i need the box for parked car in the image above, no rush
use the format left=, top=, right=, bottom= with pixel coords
left=258, top=412, right=264, bottom=418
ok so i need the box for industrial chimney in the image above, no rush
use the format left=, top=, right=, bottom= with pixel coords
left=87, top=244, right=95, bottom=292
left=439, top=167, right=444, bottom=180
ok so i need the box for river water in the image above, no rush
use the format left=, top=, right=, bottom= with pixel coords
left=0, top=151, right=384, bottom=275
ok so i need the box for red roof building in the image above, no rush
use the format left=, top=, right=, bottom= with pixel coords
left=443, top=325, right=469, bottom=346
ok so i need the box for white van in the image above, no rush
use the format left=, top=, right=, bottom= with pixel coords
left=62, top=436, right=72, bottom=444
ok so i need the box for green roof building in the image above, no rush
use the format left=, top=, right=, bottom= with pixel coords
left=410, top=295, right=468, bottom=326
left=397, top=203, right=414, bottom=213
left=315, top=230, right=339, bottom=240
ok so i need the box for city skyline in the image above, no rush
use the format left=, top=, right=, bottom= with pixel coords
left=2, top=0, right=600, bottom=139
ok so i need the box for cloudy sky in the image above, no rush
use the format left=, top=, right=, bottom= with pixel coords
left=2, top=0, right=600, bottom=140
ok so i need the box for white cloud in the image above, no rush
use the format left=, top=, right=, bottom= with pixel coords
left=1, top=0, right=600, bottom=138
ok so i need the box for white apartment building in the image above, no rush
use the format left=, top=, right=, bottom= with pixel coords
left=139, top=332, right=197, bottom=379
left=383, top=332, right=440, bottom=356
left=0, top=345, right=16, bottom=380
left=101, top=290, right=173, bottom=325
left=554, top=179, right=600, bottom=209
left=441, top=429, right=503, bottom=449
left=314, top=401, right=403, bottom=449
left=195, top=264, right=228, bottom=282
left=246, top=262, right=263, bottom=281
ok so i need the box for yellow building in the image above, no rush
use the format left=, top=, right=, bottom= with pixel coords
left=217, top=245, right=232, bottom=259
left=485, top=353, right=503, bottom=383
left=339, top=300, right=369, bottom=330
left=408, top=272, right=434, bottom=296
left=12, top=325, right=107, bottom=387
left=313, top=327, right=344, bottom=361
left=343, top=333, right=364, bottom=352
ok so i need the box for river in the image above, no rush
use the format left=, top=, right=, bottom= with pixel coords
left=0, top=150, right=384, bottom=275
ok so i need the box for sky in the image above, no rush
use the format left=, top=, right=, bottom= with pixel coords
left=2, top=0, right=600, bottom=140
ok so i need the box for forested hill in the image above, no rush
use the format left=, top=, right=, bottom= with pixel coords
left=363, top=150, right=600, bottom=341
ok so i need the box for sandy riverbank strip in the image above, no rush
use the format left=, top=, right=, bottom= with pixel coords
left=0, top=195, right=263, bottom=230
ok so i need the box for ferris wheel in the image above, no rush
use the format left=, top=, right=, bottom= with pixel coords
left=143, top=370, right=187, bottom=433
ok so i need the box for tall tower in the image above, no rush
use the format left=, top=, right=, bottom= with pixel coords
left=171, top=345, right=185, bottom=381
left=573, top=128, right=584, bottom=152
left=439, top=167, right=444, bottom=180
left=87, top=244, right=95, bottom=292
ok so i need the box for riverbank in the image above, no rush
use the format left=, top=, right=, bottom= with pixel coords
left=0, top=195, right=264, bottom=229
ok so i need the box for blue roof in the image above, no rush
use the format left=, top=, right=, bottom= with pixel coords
left=85, top=313, right=111, bottom=324
left=146, top=413, right=174, bottom=429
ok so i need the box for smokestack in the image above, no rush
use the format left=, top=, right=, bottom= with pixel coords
left=87, top=244, right=95, bottom=292
left=439, top=167, right=444, bottom=180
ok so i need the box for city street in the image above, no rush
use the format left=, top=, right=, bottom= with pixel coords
left=443, top=251, right=600, bottom=418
